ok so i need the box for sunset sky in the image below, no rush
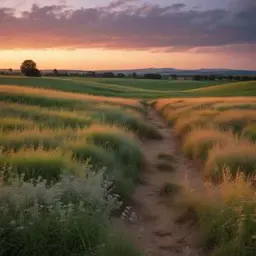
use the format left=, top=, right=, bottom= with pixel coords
left=0, top=0, right=255, bottom=70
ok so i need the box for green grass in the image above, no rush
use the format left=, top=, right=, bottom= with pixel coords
left=0, top=128, right=72, bottom=151
left=0, top=79, right=150, bottom=255
left=189, top=81, right=256, bottom=97
left=0, top=102, right=92, bottom=128
left=0, top=172, right=142, bottom=256
left=92, top=108, right=162, bottom=139
left=0, top=76, right=230, bottom=99
left=0, top=148, right=82, bottom=182
left=185, top=172, right=256, bottom=256
left=0, top=75, right=256, bottom=256
left=1, top=76, right=256, bottom=98
left=0, top=117, right=35, bottom=131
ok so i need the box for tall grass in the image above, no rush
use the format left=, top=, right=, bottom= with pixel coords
left=0, top=172, right=141, bottom=256
left=183, top=170, right=256, bottom=256
left=93, top=108, right=162, bottom=139
left=0, top=117, right=34, bottom=131
left=205, top=140, right=256, bottom=179
left=174, top=111, right=218, bottom=136
left=183, top=128, right=234, bottom=161
left=0, top=148, right=83, bottom=182
left=0, top=128, right=73, bottom=151
left=213, top=110, right=256, bottom=134
left=0, top=102, right=92, bottom=128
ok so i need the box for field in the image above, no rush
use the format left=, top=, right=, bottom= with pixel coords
left=0, top=75, right=256, bottom=256
left=154, top=97, right=256, bottom=255
left=0, top=77, right=163, bottom=256
left=1, top=76, right=256, bottom=98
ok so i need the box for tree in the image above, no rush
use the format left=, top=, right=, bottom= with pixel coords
left=132, top=72, right=137, bottom=78
left=53, top=69, right=59, bottom=76
left=88, top=71, right=96, bottom=77
left=20, top=60, right=41, bottom=77
left=193, top=75, right=202, bottom=81
left=103, top=72, right=115, bottom=78
left=117, top=73, right=125, bottom=78
left=170, top=74, right=177, bottom=80
left=144, top=73, right=162, bottom=79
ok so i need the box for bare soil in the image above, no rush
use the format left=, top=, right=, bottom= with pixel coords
left=114, top=105, right=204, bottom=256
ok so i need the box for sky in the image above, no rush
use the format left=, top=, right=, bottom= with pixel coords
left=0, top=0, right=255, bottom=70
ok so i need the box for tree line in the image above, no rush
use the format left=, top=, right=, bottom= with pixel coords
left=1, top=59, right=256, bottom=81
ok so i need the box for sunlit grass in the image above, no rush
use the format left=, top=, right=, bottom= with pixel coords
left=0, top=117, right=35, bottom=131
left=213, top=110, right=256, bottom=133
left=183, top=128, right=235, bottom=161
left=92, top=108, right=162, bottom=139
left=0, top=147, right=83, bottom=182
left=0, top=128, right=73, bottom=151
left=183, top=170, right=256, bottom=256
left=0, top=102, right=92, bottom=128
left=0, top=85, right=139, bottom=106
left=205, top=140, right=256, bottom=179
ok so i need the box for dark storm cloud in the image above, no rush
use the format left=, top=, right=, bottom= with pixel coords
left=0, top=0, right=255, bottom=53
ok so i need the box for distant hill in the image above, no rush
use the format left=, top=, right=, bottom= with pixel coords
left=1, top=68, right=256, bottom=76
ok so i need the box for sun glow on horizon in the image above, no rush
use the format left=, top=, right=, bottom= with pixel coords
left=0, top=48, right=255, bottom=70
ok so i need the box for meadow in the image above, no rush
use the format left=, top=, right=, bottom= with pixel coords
left=2, top=75, right=256, bottom=98
left=154, top=97, right=256, bottom=255
left=0, top=75, right=256, bottom=255
left=0, top=78, right=163, bottom=255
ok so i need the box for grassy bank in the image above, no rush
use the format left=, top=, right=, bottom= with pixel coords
left=0, top=83, right=160, bottom=255
left=155, top=97, right=256, bottom=256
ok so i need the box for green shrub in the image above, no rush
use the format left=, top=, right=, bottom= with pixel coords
left=0, top=172, right=129, bottom=256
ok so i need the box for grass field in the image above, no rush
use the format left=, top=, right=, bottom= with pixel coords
left=0, top=75, right=256, bottom=256
left=2, top=75, right=255, bottom=98
left=155, top=97, right=256, bottom=256
left=0, top=80, right=163, bottom=255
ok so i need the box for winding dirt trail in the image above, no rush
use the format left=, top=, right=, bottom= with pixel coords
left=114, top=105, right=205, bottom=256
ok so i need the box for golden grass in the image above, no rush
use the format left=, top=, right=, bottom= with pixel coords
left=173, top=110, right=219, bottom=135
left=0, top=147, right=83, bottom=181
left=205, top=139, right=256, bottom=179
left=0, top=101, right=92, bottom=126
left=213, top=110, right=256, bottom=132
left=183, top=128, right=235, bottom=160
left=155, top=97, right=256, bottom=111
left=0, top=85, right=139, bottom=106
left=75, top=124, right=134, bottom=139
left=182, top=170, right=256, bottom=255
left=0, top=127, right=73, bottom=151
left=0, top=117, right=35, bottom=131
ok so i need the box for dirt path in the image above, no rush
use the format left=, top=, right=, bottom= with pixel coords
left=114, top=105, right=204, bottom=256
